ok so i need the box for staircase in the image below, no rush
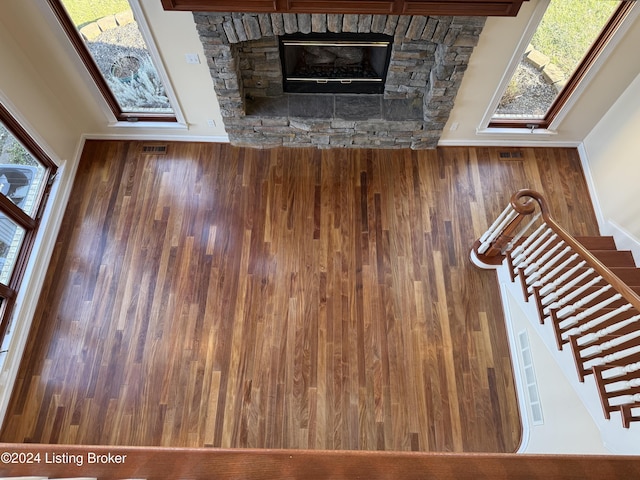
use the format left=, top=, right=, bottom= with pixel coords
left=473, top=190, right=640, bottom=431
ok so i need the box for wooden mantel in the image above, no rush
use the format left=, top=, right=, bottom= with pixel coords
left=161, top=0, right=530, bottom=16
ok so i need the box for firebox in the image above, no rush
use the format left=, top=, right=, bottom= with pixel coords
left=279, top=33, right=393, bottom=94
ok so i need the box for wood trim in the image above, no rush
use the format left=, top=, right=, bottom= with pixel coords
left=489, top=1, right=633, bottom=129
left=542, top=1, right=635, bottom=124
left=1, top=443, right=640, bottom=479
left=161, top=0, right=529, bottom=16
left=46, top=0, right=177, bottom=123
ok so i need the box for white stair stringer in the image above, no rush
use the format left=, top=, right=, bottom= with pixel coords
left=495, top=262, right=640, bottom=454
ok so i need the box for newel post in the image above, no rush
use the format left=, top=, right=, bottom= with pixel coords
left=470, top=189, right=541, bottom=269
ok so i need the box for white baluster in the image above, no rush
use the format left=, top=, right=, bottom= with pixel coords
left=602, top=361, right=640, bottom=380
left=524, top=240, right=565, bottom=278
left=511, top=223, right=547, bottom=259
left=517, top=232, right=558, bottom=271
left=539, top=261, right=588, bottom=298
left=607, top=393, right=640, bottom=407
left=502, top=212, right=542, bottom=254
left=576, top=309, right=639, bottom=346
left=543, top=273, right=600, bottom=315
left=480, top=204, right=514, bottom=244
left=606, top=378, right=640, bottom=393
left=528, top=251, right=577, bottom=296
left=556, top=286, right=614, bottom=321
left=584, top=344, right=640, bottom=370
left=513, top=225, right=551, bottom=268
left=580, top=329, right=640, bottom=358
left=526, top=245, right=572, bottom=290
left=478, top=209, right=518, bottom=254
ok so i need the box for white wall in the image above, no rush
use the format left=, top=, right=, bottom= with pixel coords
left=582, top=72, right=640, bottom=257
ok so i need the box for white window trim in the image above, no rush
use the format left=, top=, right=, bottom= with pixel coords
left=120, top=0, right=187, bottom=127
left=478, top=0, right=639, bottom=135
left=478, top=0, right=550, bottom=133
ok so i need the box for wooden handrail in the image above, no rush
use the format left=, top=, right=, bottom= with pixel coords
left=476, top=189, right=640, bottom=314
left=1, top=442, right=640, bottom=479
left=513, top=190, right=640, bottom=314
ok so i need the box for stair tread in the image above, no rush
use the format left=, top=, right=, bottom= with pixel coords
left=589, top=250, right=636, bottom=267
left=575, top=236, right=618, bottom=251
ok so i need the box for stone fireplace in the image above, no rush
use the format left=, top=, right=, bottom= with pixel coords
left=193, top=13, right=485, bottom=148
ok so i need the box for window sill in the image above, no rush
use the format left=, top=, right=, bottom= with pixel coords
left=476, top=127, right=558, bottom=136
left=108, top=120, right=188, bottom=129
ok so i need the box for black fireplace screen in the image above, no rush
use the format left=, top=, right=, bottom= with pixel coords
left=279, top=33, right=393, bottom=94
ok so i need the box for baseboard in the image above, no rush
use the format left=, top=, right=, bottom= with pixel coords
left=577, top=142, right=607, bottom=232
left=438, top=139, right=582, bottom=148
left=83, top=133, right=230, bottom=143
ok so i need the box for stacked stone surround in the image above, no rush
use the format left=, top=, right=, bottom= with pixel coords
left=193, top=13, right=485, bottom=149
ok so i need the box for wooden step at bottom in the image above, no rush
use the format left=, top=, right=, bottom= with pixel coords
left=611, top=267, right=640, bottom=287
left=590, top=250, right=637, bottom=268
left=575, top=236, right=618, bottom=251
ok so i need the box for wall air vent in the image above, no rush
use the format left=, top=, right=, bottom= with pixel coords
left=499, top=150, right=523, bottom=159
left=518, top=329, right=544, bottom=425
left=141, top=144, right=168, bottom=155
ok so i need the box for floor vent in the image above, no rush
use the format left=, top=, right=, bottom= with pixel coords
left=518, top=329, right=544, bottom=425
left=499, top=150, right=523, bottom=159
left=141, top=144, right=168, bottom=155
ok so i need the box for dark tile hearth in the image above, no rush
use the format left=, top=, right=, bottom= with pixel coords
left=247, top=95, right=423, bottom=122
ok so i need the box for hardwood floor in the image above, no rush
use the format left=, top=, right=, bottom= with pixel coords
left=0, top=142, right=599, bottom=452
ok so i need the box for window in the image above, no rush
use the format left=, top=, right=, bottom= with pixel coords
left=0, top=103, right=57, bottom=342
left=489, top=0, right=634, bottom=130
left=48, top=0, right=177, bottom=122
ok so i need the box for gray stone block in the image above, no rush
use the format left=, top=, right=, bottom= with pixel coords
left=383, top=15, right=399, bottom=36
left=271, top=14, right=285, bottom=36
left=312, top=14, right=327, bottom=32
left=343, top=14, right=359, bottom=33
left=223, top=21, right=239, bottom=43
left=406, top=16, right=427, bottom=40
left=258, top=14, right=274, bottom=37
left=371, top=15, right=387, bottom=33
left=443, top=26, right=461, bottom=46
left=394, top=16, right=411, bottom=39
left=358, top=15, right=373, bottom=33
left=298, top=14, right=312, bottom=33
left=432, top=17, right=453, bottom=43
left=243, top=15, right=262, bottom=40
left=283, top=14, right=298, bottom=34
left=421, top=17, right=438, bottom=41
left=327, top=14, right=343, bottom=33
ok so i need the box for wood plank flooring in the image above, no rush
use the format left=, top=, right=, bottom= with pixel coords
left=0, top=142, right=599, bottom=452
